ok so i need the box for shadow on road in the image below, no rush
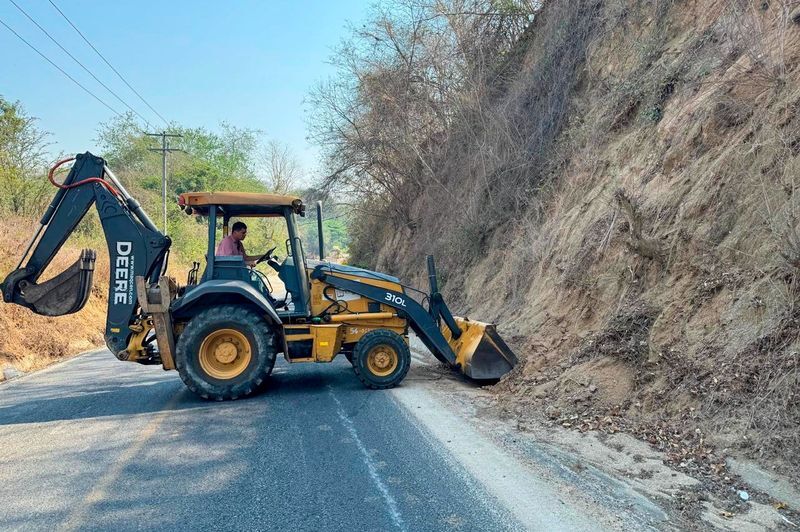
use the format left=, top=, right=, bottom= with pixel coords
left=0, top=352, right=368, bottom=426
left=0, top=351, right=526, bottom=532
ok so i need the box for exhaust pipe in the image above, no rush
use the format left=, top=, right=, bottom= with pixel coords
left=317, top=201, right=324, bottom=259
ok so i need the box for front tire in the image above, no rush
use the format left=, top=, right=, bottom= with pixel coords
left=352, top=329, right=410, bottom=389
left=176, top=305, right=276, bottom=400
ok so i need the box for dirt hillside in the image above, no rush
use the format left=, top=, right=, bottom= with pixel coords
left=0, top=218, right=108, bottom=376
left=357, top=0, right=800, bottom=485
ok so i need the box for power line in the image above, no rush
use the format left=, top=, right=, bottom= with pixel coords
left=47, top=0, right=170, bottom=127
left=0, top=16, right=122, bottom=116
left=298, top=211, right=350, bottom=225
left=7, top=0, right=153, bottom=130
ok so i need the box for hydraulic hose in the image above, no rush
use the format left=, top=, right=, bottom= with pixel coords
left=17, top=157, right=119, bottom=271
left=48, top=157, right=120, bottom=197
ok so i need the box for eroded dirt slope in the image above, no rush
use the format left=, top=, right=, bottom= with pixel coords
left=0, top=218, right=107, bottom=375
left=364, top=0, right=800, bottom=491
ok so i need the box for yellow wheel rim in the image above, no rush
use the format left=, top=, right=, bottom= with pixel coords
left=366, top=345, right=398, bottom=377
left=198, top=328, right=252, bottom=380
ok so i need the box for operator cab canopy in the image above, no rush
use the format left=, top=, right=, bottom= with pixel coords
left=178, top=191, right=306, bottom=218
left=176, top=191, right=311, bottom=318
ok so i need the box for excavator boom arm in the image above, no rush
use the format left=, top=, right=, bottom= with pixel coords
left=1, top=152, right=170, bottom=359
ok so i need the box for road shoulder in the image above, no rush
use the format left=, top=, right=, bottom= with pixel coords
left=0, top=348, right=105, bottom=387
left=401, top=340, right=791, bottom=531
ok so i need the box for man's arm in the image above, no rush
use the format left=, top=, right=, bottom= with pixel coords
left=242, top=246, right=263, bottom=266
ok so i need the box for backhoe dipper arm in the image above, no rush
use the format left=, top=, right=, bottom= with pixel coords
left=1, top=152, right=170, bottom=360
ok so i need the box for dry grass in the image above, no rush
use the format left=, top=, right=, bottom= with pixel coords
left=490, top=0, right=800, bottom=482
left=0, top=217, right=108, bottom=375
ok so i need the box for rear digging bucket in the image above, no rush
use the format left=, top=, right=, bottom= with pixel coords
left=443, top=317, right=518, bottom=380
left=18, top=249, right=96, bottom=316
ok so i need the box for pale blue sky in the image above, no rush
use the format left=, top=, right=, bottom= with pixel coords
left=0, top=0, right=371, bottom=175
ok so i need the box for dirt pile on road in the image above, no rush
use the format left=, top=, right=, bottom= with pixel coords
left=356, top=0, right=800, bottom=485
left=0, top=217, right=108, bottom=375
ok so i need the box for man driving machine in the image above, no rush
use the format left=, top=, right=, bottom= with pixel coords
left=216, top=221, right=263, bottom=266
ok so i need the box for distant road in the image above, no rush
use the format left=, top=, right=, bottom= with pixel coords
left=0, top=350, right=609, bottom=531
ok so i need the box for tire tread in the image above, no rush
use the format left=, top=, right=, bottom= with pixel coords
left=175, top=305, right=276, bottom=401
left=352, top=329, right=411, bottom=389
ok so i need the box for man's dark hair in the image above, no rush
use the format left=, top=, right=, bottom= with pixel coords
left=232, top=221, right=247, bottom=232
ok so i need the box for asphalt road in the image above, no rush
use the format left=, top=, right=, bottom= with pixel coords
left=0, top=350, right=612, bottom=531
left=0, top=350, right=524, bottom=531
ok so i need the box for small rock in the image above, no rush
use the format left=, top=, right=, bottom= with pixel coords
left=545, top=406, right=561, bottom=419
left=3, top=367, right=23, bottom=380
left=738, top=490, right=750, bottom=501
left=588, top=384, right=598, bottom=394
left=791, top=6, right=800, bottom=24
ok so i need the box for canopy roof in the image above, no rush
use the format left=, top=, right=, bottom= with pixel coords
left=178, top=192, right=305, bottom=217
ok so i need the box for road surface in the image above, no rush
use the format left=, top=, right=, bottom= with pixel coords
left=0, top=350, right=633, bottom=531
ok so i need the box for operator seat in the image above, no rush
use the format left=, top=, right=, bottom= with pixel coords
left=278, top=256, right=310, bottom=316
left=200, top=255, right=282, bottom=307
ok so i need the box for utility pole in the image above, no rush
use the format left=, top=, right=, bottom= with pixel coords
left=146, top=131, right=183, bottom=234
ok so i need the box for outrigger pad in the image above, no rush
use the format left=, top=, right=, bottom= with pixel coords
left=446, top=318, right=519, bottom=380
left=20, top=249, right=96, bottom=316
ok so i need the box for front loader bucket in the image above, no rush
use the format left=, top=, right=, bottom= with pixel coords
left=18, top=249, right=96, bottom=316
left=442, top=317, right=518, bottom=380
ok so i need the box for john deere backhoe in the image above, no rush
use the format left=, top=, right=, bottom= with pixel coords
left=2, top=152, right=517, bottom=400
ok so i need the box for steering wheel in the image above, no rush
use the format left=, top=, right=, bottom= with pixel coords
left=255, top=246, right=277, bottom=265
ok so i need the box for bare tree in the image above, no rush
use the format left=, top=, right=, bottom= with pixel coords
left=258, top=140, right=301, bottom=194
left=307, top=0, right=541, bottom=264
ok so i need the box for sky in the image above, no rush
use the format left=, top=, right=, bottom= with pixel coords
left=0, top=0, right=371, bottom=177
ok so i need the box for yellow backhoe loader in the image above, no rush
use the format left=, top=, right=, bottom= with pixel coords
left=2, top=153, right=517, bottom=400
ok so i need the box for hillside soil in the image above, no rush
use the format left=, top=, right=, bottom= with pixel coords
left=357, top=0, right=800, bottom=512
left=0, top=218, right=108, bottom=377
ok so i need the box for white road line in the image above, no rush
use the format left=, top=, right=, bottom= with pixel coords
left=391, top=385, right=603, bottom=532
left=328, top=386, right=406, bottom=531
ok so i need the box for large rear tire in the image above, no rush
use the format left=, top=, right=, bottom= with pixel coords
left=176, top=305, right=276, bottom=400
left=352, top=329, right=410, bottom=389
